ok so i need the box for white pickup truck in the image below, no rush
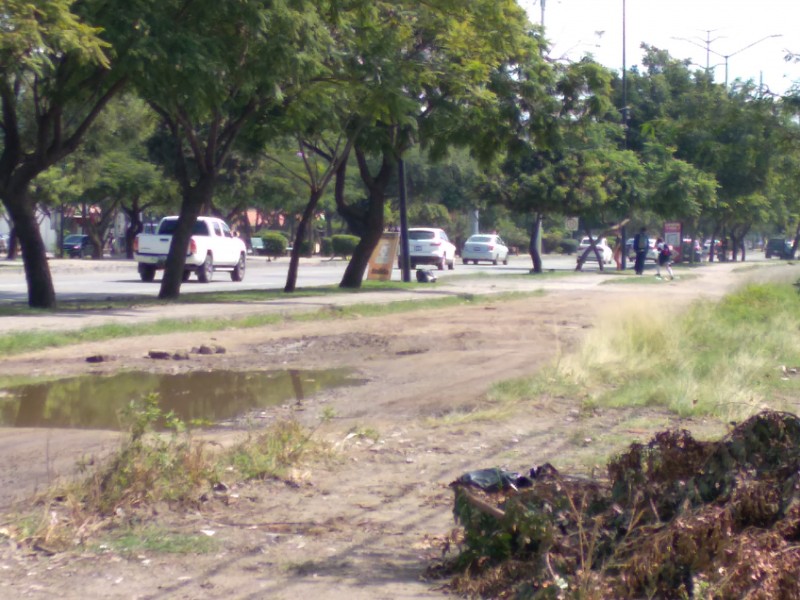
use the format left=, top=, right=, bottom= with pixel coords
left=134, top=216, right=247, bottom=283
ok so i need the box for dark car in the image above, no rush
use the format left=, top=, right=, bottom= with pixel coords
left=62, top=234, right=95, bottom=258
left=765, top=237, right=793, bottom=259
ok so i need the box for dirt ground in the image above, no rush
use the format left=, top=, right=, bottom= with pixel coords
left=0, top=260, right=794, bottom=599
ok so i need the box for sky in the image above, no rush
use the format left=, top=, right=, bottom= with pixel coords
left=519, top=0, right=800, bottom=95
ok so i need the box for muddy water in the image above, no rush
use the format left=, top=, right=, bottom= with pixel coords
left=0, top=369, right=361, bottom=430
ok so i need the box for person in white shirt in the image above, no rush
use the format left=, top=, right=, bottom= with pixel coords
left=656, top=238, right=674, bottom=280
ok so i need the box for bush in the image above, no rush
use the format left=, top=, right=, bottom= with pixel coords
left=559, top=238, right=579, bottom=255
left=260, top=232, right=288, bottom=258
left=542, top=232, right=563, bottom=254
left=331, top=234, right=360, bottom=259
left=295, top=239, right=312, bottom=257
left=320, top=237, right=333, bottom=257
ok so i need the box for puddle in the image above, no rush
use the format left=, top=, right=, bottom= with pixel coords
left=0, top=369, right=362, bottom=431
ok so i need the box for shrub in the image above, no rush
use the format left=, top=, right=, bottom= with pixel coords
left=331, top=234, right=360, bottom=258
left=559, top=238, right=579, bottom=255
left=542, top=232, right=563, bottom=254
left=261, top=232, right=288, bottom=259
left=320, top=237, right=333, bottom=257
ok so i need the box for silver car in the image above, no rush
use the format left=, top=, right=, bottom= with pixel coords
left=462, top=234, right=509, bottom=265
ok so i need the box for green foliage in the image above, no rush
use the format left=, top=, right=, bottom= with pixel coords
left=85, top=394, right=213, bottom=515
left=559, top=238, right=579, bottom=255
left=542, top=232, right=563, bottom=254
left=552, top=280, right=800, bottom=421
left=408, top=203, right=451, bottom=229
left=105, top=526, right=218, bottom=555
left=331, top=234, right=360, bottom=258
left=227, top=421, right=318, bottom=480
left=320, top=237, right=333, bottom=257
left=261, top=232, right=288, bottom=258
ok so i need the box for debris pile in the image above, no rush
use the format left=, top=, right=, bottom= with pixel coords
left=446, top=411, right=800, bottom=599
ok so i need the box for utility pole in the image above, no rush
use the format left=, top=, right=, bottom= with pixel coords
left=673, top=32, right=782, bottom=88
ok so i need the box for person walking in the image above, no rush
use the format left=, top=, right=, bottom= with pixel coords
left=633, top=227, right=649, bottom=275
left=656, top=237, right=674, bottom=280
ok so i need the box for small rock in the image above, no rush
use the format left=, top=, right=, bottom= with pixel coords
left=197, top=345, right=214, bottom=355
left=86, top=354, right=113, bottom=363
left=148, top=350, right=172, bottom=360
left=172, top=351, right=190, bottom=361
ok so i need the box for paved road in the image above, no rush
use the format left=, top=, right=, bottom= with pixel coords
left=0, top=253, right=595, bottom=304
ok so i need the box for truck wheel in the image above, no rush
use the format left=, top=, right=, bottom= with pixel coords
left=138, top=264, right=156, bottom=282
left=197, top=254, right=213, bottom=283
left=231, top=254, right=246, bottom=281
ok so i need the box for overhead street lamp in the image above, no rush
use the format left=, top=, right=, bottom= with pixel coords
left=674, top=33, right=783, bottom=88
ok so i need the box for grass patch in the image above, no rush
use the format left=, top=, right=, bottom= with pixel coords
left=0, top=290, right=541, bottom=356
left=102, top=526, right=219, bottom=555
left=547, top=282, right=800, bottom=421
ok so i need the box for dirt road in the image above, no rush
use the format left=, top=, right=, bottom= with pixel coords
left=0, top=260, right=791, bottom=599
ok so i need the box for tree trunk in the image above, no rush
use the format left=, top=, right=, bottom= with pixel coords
left=339, top=195, right=385, bottom=288
left=122, top=202, right=144, bottom=259
left=158, top=180, right=213, bottom=300
left=528, top=213, right=543, bottom=273
left=337, top=149, right=393, bottom=289
left=3, top=191, right=56, bottom=308
left=6, top=227, right=18, bottom=260
left=285, top=190, right=323, bottom=293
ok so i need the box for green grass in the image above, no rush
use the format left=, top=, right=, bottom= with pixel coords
left=0, top=290, right=542, bottom=356
left=102, top=526, right=219, bottom=555
left=502, top=281, right=800, bottom=422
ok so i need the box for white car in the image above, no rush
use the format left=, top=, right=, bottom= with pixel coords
left=462, top=234, right=509, bottom=265
left=400, top=227, right=456, bottom=270
left=578, top=236, right=613, bottom=264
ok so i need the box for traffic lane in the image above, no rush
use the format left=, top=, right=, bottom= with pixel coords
left=0, top=253, right=623, bottom=304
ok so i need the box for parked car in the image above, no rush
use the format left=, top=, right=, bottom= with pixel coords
left=62, top=234, right=95, bottom=258
left=765, top=237, right=794, bottom=259
left=461, top=234, right=509, bottom=265
left=0, top=233, right=7, bottom=253
left=399, top=227, right=456, bottom=270
left=578, top=236, right=613, bottom=264
left=626, top=237, right=657, bottom=262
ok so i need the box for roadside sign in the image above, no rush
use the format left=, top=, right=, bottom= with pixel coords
left=565, top=217, right=579, bottom=232
left=367, top=232, right=399, bottom=281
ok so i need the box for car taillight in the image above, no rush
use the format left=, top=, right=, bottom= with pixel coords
left=189, top=239, right=197, bottom=255
left=488, top=244, right=495, bottom=251
left=133, top=238, right=138, bottom=252
left=431, top=241, right=441, bottom=246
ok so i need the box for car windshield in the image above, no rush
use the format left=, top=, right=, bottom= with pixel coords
left=467, top=236, right=492, bottom=243
left=408, top=230, right=435, bottom=241
left=64, top=235, right=84, bottom=244
left=158, top=219, right=210, bottom=236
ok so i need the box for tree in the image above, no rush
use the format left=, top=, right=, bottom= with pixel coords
left=331, top=0, right=549, bottom=288
left=132, top=0, right=334, bottom=299
left=0, top=0, right=137, bottom=307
